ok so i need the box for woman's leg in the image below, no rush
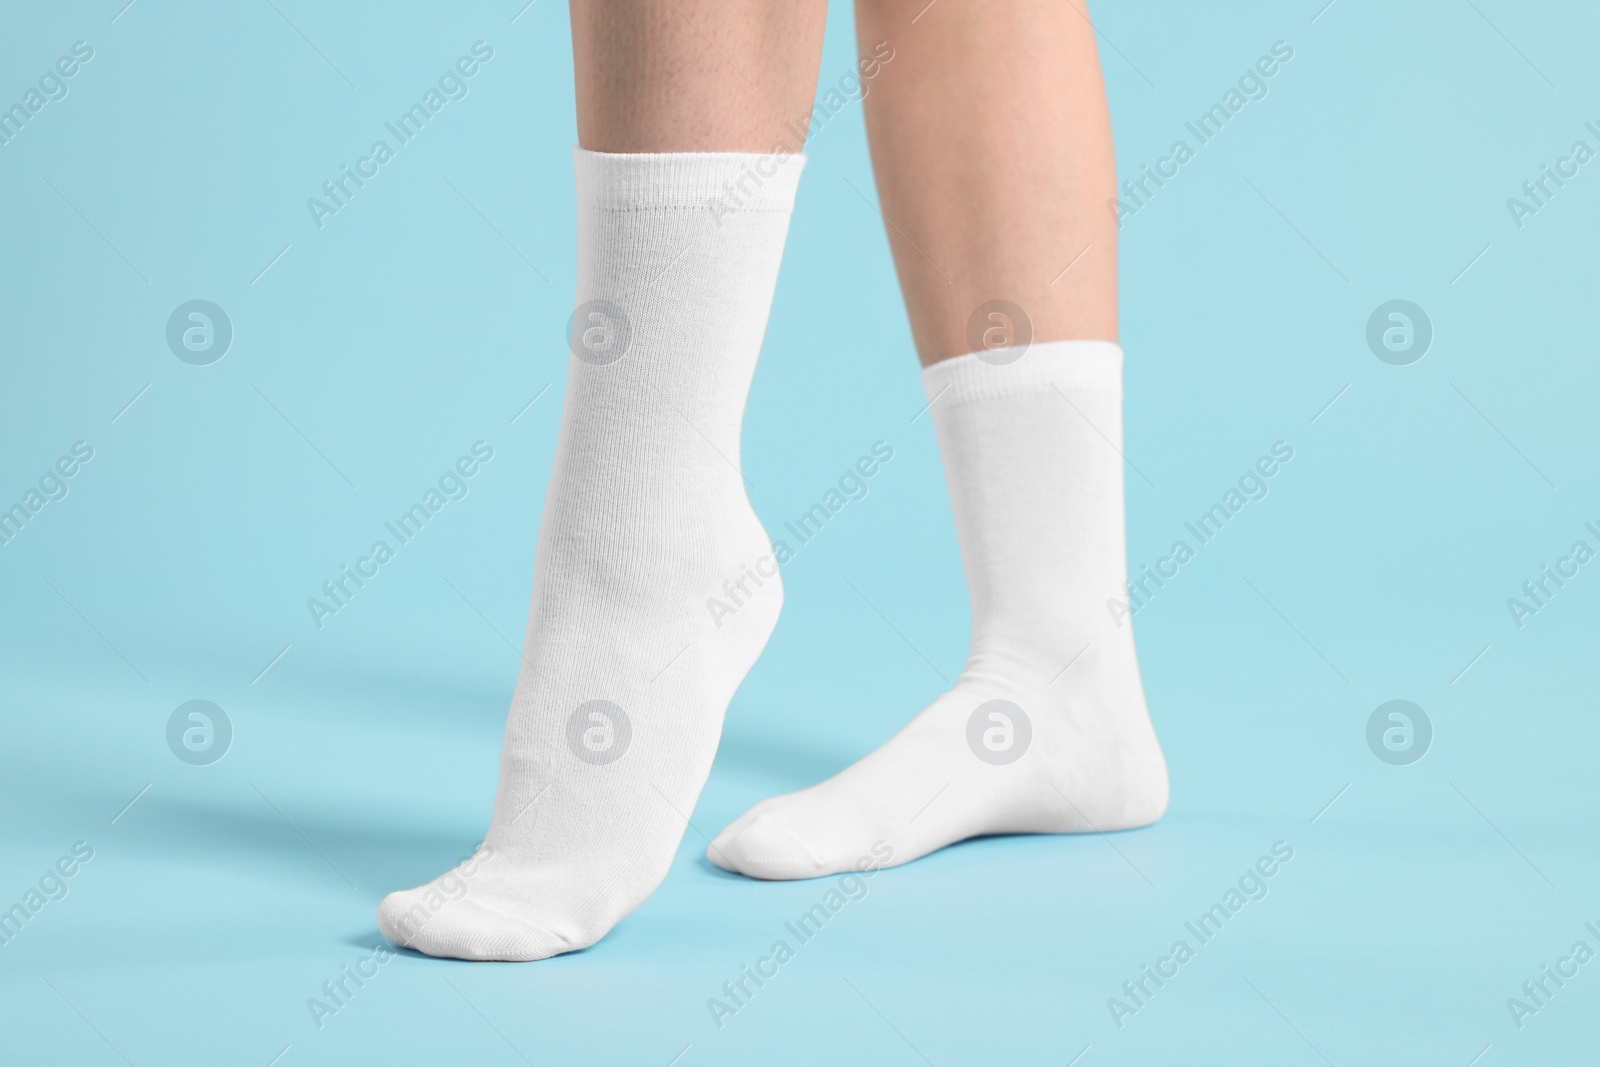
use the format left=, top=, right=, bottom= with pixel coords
left=858, top=0, right=1117, bottom=363
left=572, top=0, right=828, bottom=152
left=378, top=0, right=828, bottom=960
left=712, top=0, right=1168, bottom=879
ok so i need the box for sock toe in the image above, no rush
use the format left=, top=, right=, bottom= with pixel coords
left=377, top=888, right=577, bottom=962
left=710, top=812, right=831, bottom=880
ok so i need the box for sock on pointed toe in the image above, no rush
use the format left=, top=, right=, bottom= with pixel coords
left=710, top=340, right=1169, bottom=880
left=378, top=148, right=804, bottom=960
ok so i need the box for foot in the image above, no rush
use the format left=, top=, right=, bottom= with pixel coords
left=711, top=341, right=1169, bottom=879
left=709, top=642, right=1168, bottom=879
left=377, top=149, right=805, bottom=959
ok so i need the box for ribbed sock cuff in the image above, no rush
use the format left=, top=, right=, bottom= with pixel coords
left=921, top=340, right=1123, bottom=408
left=573, top=148, right=806, bottom=216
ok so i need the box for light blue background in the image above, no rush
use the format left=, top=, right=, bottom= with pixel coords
left=3, top=0, right=1598, bottom=1063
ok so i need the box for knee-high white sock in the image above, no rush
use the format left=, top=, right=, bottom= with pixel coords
left=379, top=148, right=804, bottom=960
left=711, top=340, right=1169, bottom=879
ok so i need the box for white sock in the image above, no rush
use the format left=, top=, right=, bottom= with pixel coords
left=710, top=340, right=1169, bottom=878
left=379, top=148, right=804, bottom=960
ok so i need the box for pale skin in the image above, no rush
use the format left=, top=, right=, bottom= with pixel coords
left=569, top=0, right=1117, bottom=363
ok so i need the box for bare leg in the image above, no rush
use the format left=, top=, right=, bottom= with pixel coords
left=571, top=0, right=829, bottom=152
left=856, top=0, right=1117, bottom=363
left=377, top=3, right=828, bottom=960
left=709, top=1, right=1167, bottom=881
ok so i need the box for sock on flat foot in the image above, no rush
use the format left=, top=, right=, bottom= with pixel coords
left=378, top=148, right=803, bottom=959
left=710, top=340, right=1169, bottom=879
